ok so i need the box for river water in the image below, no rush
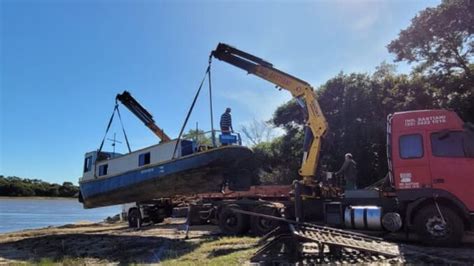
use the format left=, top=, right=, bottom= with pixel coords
left=0, top=197, right=120, bottom=233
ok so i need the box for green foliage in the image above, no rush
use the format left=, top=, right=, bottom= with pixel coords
left=388, top=0, right=474, bottom=122
left=183, top=129, right=212, bottom=146
left=253, top=133, right=303, bottom=184
left=248, top=100, right=305, bottom=184
left=0, top=175, right=79, bottom=197
left=317, top=70, right=395, bottom=186
left=387, top=0, right=474, bottom=78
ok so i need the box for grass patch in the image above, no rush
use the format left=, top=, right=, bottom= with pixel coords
left=161, top=236, right=259, bottom=266
left=24, top=257, right=88, bottom=266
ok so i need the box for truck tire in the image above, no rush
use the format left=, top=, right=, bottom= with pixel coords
left=128, top=208, right=142, bottom=228
left=218, top=204, right=249, bottom=235
left=250, top=205, right=279, bottom=236
left=414, top=204, right=464, bottom=246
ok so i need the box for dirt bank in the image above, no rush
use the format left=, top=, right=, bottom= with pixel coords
left=0, top=219, right=257, bottom=264
left=1, top=219, right=473, bottom=264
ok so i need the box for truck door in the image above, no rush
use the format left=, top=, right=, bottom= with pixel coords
left=428, top=130, right=474, bottom=211
left=393, top=132, right=432, bottom=190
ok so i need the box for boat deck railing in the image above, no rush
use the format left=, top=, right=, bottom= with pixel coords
left=183, top=129, right=242, bottom=149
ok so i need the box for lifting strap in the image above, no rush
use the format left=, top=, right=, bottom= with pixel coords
left=172, top=64, right=211, bottom=159
left=98, top=104, right=132, bottom=154
left=208, top=55, right=216, bottom=147
left=116, top=105, right=132, bottom=153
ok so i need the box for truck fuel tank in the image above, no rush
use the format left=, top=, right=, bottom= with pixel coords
left=344, top=206, right=383, bottom=230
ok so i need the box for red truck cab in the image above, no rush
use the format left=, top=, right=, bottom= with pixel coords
left=388, top=110, right=474, bottom=244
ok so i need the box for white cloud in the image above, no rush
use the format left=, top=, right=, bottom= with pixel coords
left=353, top=12, right=379, bottom=31
left=331, top=0, right=387, bottom=31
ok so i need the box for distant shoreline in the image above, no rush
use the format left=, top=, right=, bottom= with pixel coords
left=0, top=196, right=77, bottom=200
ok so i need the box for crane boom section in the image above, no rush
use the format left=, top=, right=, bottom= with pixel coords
left=116, top=91, right=171, bottom=142
left=212, top=43, right=327, bottom=182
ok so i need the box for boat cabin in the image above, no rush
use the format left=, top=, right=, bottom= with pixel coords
left=80, top=132, right=242, bottom=182
left=81, top=139, right=194, bottom=182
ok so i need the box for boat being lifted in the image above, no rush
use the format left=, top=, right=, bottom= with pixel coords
left=79, top=91, right=255, bottom=209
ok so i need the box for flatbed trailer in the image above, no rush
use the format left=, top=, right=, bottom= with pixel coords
left=188, top=185, right=293, bottom=235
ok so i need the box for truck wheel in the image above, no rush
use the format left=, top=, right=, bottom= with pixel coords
left=250, top=205, right=279, bottom=236
left=414, top=204, right=464, bottom=246
left=128, top=208, right=142, bottom=228
left=218, top=204, right=249, bottom=235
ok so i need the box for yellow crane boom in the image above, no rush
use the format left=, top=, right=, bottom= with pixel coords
left=211, top=43, right=328, bottom=183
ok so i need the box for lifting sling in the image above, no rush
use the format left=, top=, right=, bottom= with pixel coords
left=97, top=104, right=132, bottom=154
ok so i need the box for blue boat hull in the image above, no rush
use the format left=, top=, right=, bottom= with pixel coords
left=79, top=146, right=255, bottom=208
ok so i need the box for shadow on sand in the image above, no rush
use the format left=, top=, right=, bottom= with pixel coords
left=0, top=232, right=201, bottom=264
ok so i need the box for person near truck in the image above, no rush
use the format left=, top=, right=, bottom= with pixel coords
left=220, top=107, right=233, bottom=134
left=335, top=153, right=357, bottom=190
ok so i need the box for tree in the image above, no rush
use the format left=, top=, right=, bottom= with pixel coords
left=0, top=176, right=79, bottom=197
left=243, top=100, right=307, bottom=184
left=63, top=182, right=74, bottom=187
left=388, top=0, right=474, bottom=123
left=183, top=129, right=212, bottom=146
left=241, top=119, right=276, bottom=146
left=387, top=0, right=474, bottom=79
left=316, top=72, right=390, bottom=187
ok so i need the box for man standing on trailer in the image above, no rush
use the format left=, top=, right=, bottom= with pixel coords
left=220, top=107, right=233, bottom=134
left=335, top=153, right=358, bottom=190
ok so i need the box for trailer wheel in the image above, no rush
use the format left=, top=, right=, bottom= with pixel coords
left=151, top=217, right=164, bottom=224
left=250, top=205, right=279, bottom=236
left=188, top=205, right=207, bottom=225
left=218, top=204, right=249, bottom=235
left=414, top=204, right=464, bottom=246
left=128, top=208, right=142, bottom=228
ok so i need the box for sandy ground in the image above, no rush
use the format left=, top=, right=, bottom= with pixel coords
left=1, top=219, right=474, bottom=264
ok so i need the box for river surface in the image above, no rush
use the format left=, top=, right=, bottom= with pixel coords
left=0, top=197, right=120, bottom=233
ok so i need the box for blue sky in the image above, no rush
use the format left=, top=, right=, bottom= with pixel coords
left=1, top=0, right=439, bottom=184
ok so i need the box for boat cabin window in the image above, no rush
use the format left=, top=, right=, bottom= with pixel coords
left=83, top=156, right=92, bottom=172
left=181, top=140, right=194, bottom=156
left=139, top=152, right=151, bottom=166
left=431, top=131, right=470, bottom=157
left=98, top=164, right=108, bottom=176
left=97, top=152, right=111, bottom=162
left=399, top=134, right=423, bottom=159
